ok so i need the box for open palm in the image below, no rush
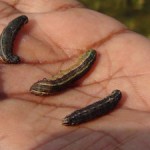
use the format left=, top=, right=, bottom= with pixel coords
left=0, top=0, right=150, bottom=150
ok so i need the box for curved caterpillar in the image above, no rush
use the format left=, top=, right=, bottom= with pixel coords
left=30, top=49, right=97, bottom=95
left=0, top=15, right=28, bottom=63
left=63, top=90, right=122, bottom=126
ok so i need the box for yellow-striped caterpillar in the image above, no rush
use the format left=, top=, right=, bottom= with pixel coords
left=30, top=49, right=97, bottom=95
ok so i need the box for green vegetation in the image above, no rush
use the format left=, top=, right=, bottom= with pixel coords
left=79, top=0, right=150, bottom=38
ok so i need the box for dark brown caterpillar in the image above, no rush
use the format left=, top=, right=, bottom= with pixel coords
left=30, top=49, right=97, bottom=96
left=63, top=90, right=122, bottom=126
left=0, top=15, right=28, bottom=63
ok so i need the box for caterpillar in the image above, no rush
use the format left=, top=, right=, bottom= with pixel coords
left=0, top=15, right=28, bottom=63
left=63, top=90, right=122, bottom=126
left=30, top=49, right=97, bottom=95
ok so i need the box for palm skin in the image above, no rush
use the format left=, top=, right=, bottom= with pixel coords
left=0, top=0, right=150, bottom=150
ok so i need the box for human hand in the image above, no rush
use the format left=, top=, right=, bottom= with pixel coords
left=0, top=0, right=150, bottom=149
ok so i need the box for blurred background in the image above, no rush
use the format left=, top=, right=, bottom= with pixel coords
left=79, top=0, right=150, bottom=38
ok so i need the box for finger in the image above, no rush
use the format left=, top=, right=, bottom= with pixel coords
left=0, top=0, right=82, bottom=13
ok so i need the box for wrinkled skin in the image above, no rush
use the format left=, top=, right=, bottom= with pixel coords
left=0, top=0, right=150, bottom=150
